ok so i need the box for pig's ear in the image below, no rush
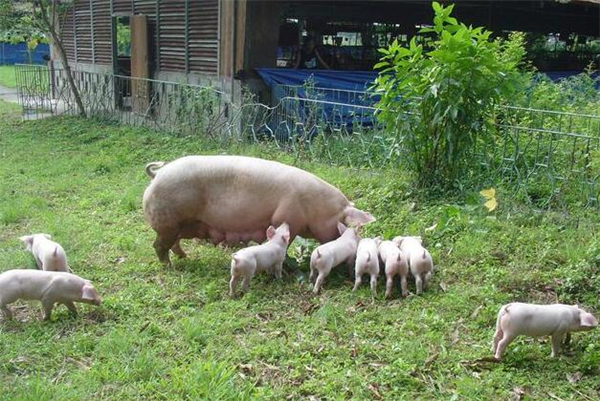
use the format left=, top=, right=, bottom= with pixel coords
left=393, top=236, right=404, bottom=246
left=81, top=285, right=97, bottom=302
left=375, top=236, right=382, bottom=245
left=344, top=207, right=375, bottom=227
left=580, top=311, right=599, bottom=328
left=415, top=236, right=423, bottom=244
left=337, top=222, right=348, bottom=235
left=266, top=226, right=276, bottom=240
left=42, top=234, right=52, bottom=240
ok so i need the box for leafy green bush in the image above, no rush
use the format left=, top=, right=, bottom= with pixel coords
left=372, top=2, right=526, bottom=189
left=523, top=66, right=600, bottom=115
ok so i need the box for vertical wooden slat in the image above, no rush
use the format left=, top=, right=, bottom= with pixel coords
left=90, top=0, right=95, bottom=62
left=188, top=0, right=219, bottom=74
left=156, top=0, right=161, bottom=71
left=131, top=15, right=150, bottom=113
left=185, top=0, right=189, bottom=73
left=73, top=7, right=78, bottom=63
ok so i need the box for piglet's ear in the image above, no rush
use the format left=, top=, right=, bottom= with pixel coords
left=282, top=233, right=291, bottom=245
left=266, top=226, right=276, bottom=241
left=392, top=236, right=404, bottom=246
left=43, top=234, right=52, bottom=240
left=81, top=285, right=96, bottom=301
left=337, top=222, right=347, bottom=235
left=344, top=207, right=376, bottom=227
left=580, top=312, right=599, bottom=328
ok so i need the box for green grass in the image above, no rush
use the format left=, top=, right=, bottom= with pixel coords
left=1, top=99, right=600, bottom=400
left=0, top=65, right=17, bottom=88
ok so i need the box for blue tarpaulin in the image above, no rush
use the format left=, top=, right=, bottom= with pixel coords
left=257, top=68, right=378, bottom=93
left=257, top=68, right=379, bottom=129
left=256, top=68, right=599, bottom=133
left=0, top=43, right=50, bottom=65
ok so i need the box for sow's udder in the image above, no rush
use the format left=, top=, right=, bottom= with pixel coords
left=178, top=220, right=270, bottom=245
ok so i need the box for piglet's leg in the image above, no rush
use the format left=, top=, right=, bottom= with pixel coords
left=415, top=274, right=424, bottom=295
left=400, top=275, right=408, bottom=298
left=41, top=299, right=55, bottom=321
left=229, top=275, right=239, bottom=298
left=494, top=333, right=515, bottom=360
left=313, top=273, right=326, bottom=294
left=424, top=271, right=432, bottom=289
left=64, top=301, right=78, bottom=317
left=275, top=262, right=283, bottom=279
left=241, top=275, right=252, bottom=293
left=352, top=274, right=362, bottom=292
left=309, top=265, right=316, bottom=283
left=551, top=333, right=564, bottom=358
left=491, top=327, right=503, bottom=353
left=370, top=274, right=377, bottom=296
left=1, top=305, right=13, bottom=320
left=385, top=275, right=394, bottom=298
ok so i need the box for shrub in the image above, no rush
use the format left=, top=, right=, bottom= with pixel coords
left=372, top=1, right=526, bottom=189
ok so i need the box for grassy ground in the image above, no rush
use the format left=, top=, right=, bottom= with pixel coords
left=1, top=99, right=600, bottom=400
left=0, top=65, right=17, bottom=88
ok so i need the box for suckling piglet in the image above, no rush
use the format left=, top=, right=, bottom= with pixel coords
left=19, top=233, right=70, bottom=272
left=0, top=269, right=101, bottom=321
left=353, top=237, right=381, bottom=295
left=378, top=240, right=409, bottom=298
left=492, top=303, right=598, bottom=360
left=310, top=222, right=360, bottom=294
left=393, top=236, right=433, bottom=295
left=229, top=223, right=290, bottom=297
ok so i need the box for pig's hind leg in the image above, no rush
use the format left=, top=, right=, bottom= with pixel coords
left=385, top=273, right=394, bottom=298
left=352, top=272, right=363, bottom=292
left=153, top=229, right=179, bottom=267
left=491, top=326, right=503, bottom=354
left=494, top=332, right=516, bottom=360
left=171, top=240, right=187, bottom=259
left=369, top=273, right=378, bottom=296
left=229, top=275, right=240, bottom=298
left=415, top=274, right=424, bottom=295
left=241, top=275, right=252, bottom=293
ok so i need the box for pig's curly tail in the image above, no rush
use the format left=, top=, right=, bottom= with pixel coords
left=145, top=162, right=166, bottom=179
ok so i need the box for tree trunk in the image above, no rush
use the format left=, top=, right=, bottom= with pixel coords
left=50, top=30, right=86, bottom=117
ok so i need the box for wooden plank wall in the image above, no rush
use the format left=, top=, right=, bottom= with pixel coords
left=59, top=0, right=219, bottom=75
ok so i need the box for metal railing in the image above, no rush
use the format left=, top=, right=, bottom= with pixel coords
left=14, top=64, right=600, bottom=209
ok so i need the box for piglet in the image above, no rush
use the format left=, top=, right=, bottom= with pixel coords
left=353, top=237, right=381, bottom=295
left=19, top=234, right=70, bottom=272
left=0, top=269, right=101, bottom=321
left=378, top=240, right=409, bottom=298
left=229, top=223, right=290, bottom=298
left=492, top=303, right=598, bottom=360
left=393, top=236, right=433, bottom=295
left=310, top=222, right=360, bottom=294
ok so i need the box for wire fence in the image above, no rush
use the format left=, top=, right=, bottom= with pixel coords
left=14, top=63, right=600, bottom=209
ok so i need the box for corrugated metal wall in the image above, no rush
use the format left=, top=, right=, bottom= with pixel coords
left=59, top=0, right=219, bottom=75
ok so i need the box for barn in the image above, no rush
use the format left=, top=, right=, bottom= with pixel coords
left=54, top=0, right=600, bottom=101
